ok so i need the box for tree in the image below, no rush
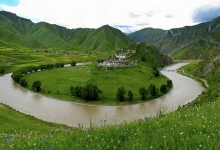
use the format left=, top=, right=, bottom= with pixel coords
left=71, top=61, right=76, bottom=66
left=148, top=84, right=157, bottom=96
left=160, top=84, right=167, bottom=93
left=0, top=67, right=5, bottom=74
left=84, top=84, right=102, bottom=100
left=11, top=71, right=22, bottom=83
left=70, top=84, right=102, bottom=100
left=19, top=78, right=28, bottom=87
left=116, top=87, right=126, bottom=101
left=70, top=86, right=74, bottom=96
left=152, top=66, right=160, bottom=77
left=128, top=90, right=133, bottom=101
left=32, top=81, right=42, bottom=92
left=139, top=87, right=147, bottom=100
left=167, top=79, right=173, bottom=87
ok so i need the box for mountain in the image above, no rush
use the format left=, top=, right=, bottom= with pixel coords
left=0, top=11, right=134, bottom=51
left=129, top=17, right=220, bottom=59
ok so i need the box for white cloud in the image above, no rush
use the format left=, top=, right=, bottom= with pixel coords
left=1, top=0, right=220, bottom=32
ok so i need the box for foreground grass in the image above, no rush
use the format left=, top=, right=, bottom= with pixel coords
left=22, top=64, right=169, bottom=105
left=1, top=94, right=220, bottom=149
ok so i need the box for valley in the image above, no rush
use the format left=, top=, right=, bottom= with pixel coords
left=0, top=10, right=220, bottom=149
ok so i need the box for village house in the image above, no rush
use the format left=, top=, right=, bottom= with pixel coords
left=97, top=59, right=133, bottom=67
left=115, top=53, right=126, bottom=59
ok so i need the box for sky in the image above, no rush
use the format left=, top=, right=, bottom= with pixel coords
left=1, top=0, right=220, bottom=33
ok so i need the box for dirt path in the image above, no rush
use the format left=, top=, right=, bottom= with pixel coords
left=201, top=79, right=209, bottom=88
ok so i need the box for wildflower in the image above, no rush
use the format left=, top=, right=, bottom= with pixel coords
left=180, top=132, right=184, bottom=135
left=66, top=129, right=70, bottom=135
left=4, top=136, right=10, bottom=143
left=190, top=113, right=194, bottom=116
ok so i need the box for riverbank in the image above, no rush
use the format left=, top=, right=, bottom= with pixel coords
left=177, top=62, right=209, bottom=88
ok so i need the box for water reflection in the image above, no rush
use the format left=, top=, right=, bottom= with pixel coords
left=0, top=63, right=204, bottom=127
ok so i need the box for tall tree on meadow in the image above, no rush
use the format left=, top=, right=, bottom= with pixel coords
left=160, top=84, right=167, bottom=93
left=148, top=84, right=157, bottom=96
left=32, top=81, right=42, bottom=92
left=71, top=61, right=76, bottom=66
left=128, top=90, right=133, bottom=101
left=139, top=87, right=147, bottom=100
left=116, top=87, right=126, bottom=101
left=167, top=79, right=173, bottom=87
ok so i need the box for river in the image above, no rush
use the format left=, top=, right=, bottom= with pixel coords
left=0, top=63, right=204, bottom=127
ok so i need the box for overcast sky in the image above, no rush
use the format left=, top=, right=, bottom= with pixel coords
left=1, top=0, right=220, bottom=32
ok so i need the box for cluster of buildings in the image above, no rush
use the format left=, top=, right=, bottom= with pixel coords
left=97, top=49, right=136, bottom=67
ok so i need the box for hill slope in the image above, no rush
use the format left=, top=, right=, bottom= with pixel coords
left=129, top=17, right=220, bottom=59
left=0, top=11, right=134, bottom=51
left=129, top=42, right=173, bottom=67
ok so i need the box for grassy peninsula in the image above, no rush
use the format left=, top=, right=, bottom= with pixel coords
left=21, top=64, right=170, bottom=105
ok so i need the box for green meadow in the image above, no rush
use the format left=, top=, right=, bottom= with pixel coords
left=22, top=64, right=169, bottom=105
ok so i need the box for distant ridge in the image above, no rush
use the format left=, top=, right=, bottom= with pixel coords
left=129, top=16, right=220, bottom=59
left=0, top=11, right=134, bottom=51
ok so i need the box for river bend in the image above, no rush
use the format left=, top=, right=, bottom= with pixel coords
left=0, top=63, right=204, bottom=127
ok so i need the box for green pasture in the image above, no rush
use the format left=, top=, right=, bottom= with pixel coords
left=22, top=64, right=169, bottom=104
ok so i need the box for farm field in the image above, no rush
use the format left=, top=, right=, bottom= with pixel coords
left=0, top=46, right=111, bottom=73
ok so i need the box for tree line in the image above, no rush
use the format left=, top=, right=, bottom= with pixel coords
left=116, top=79, right=173, bottom=102
left=70, top=84, right=102, bottom=101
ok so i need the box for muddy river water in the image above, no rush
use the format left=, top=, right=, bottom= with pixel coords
left=0, top=63, right=204, bottom=127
